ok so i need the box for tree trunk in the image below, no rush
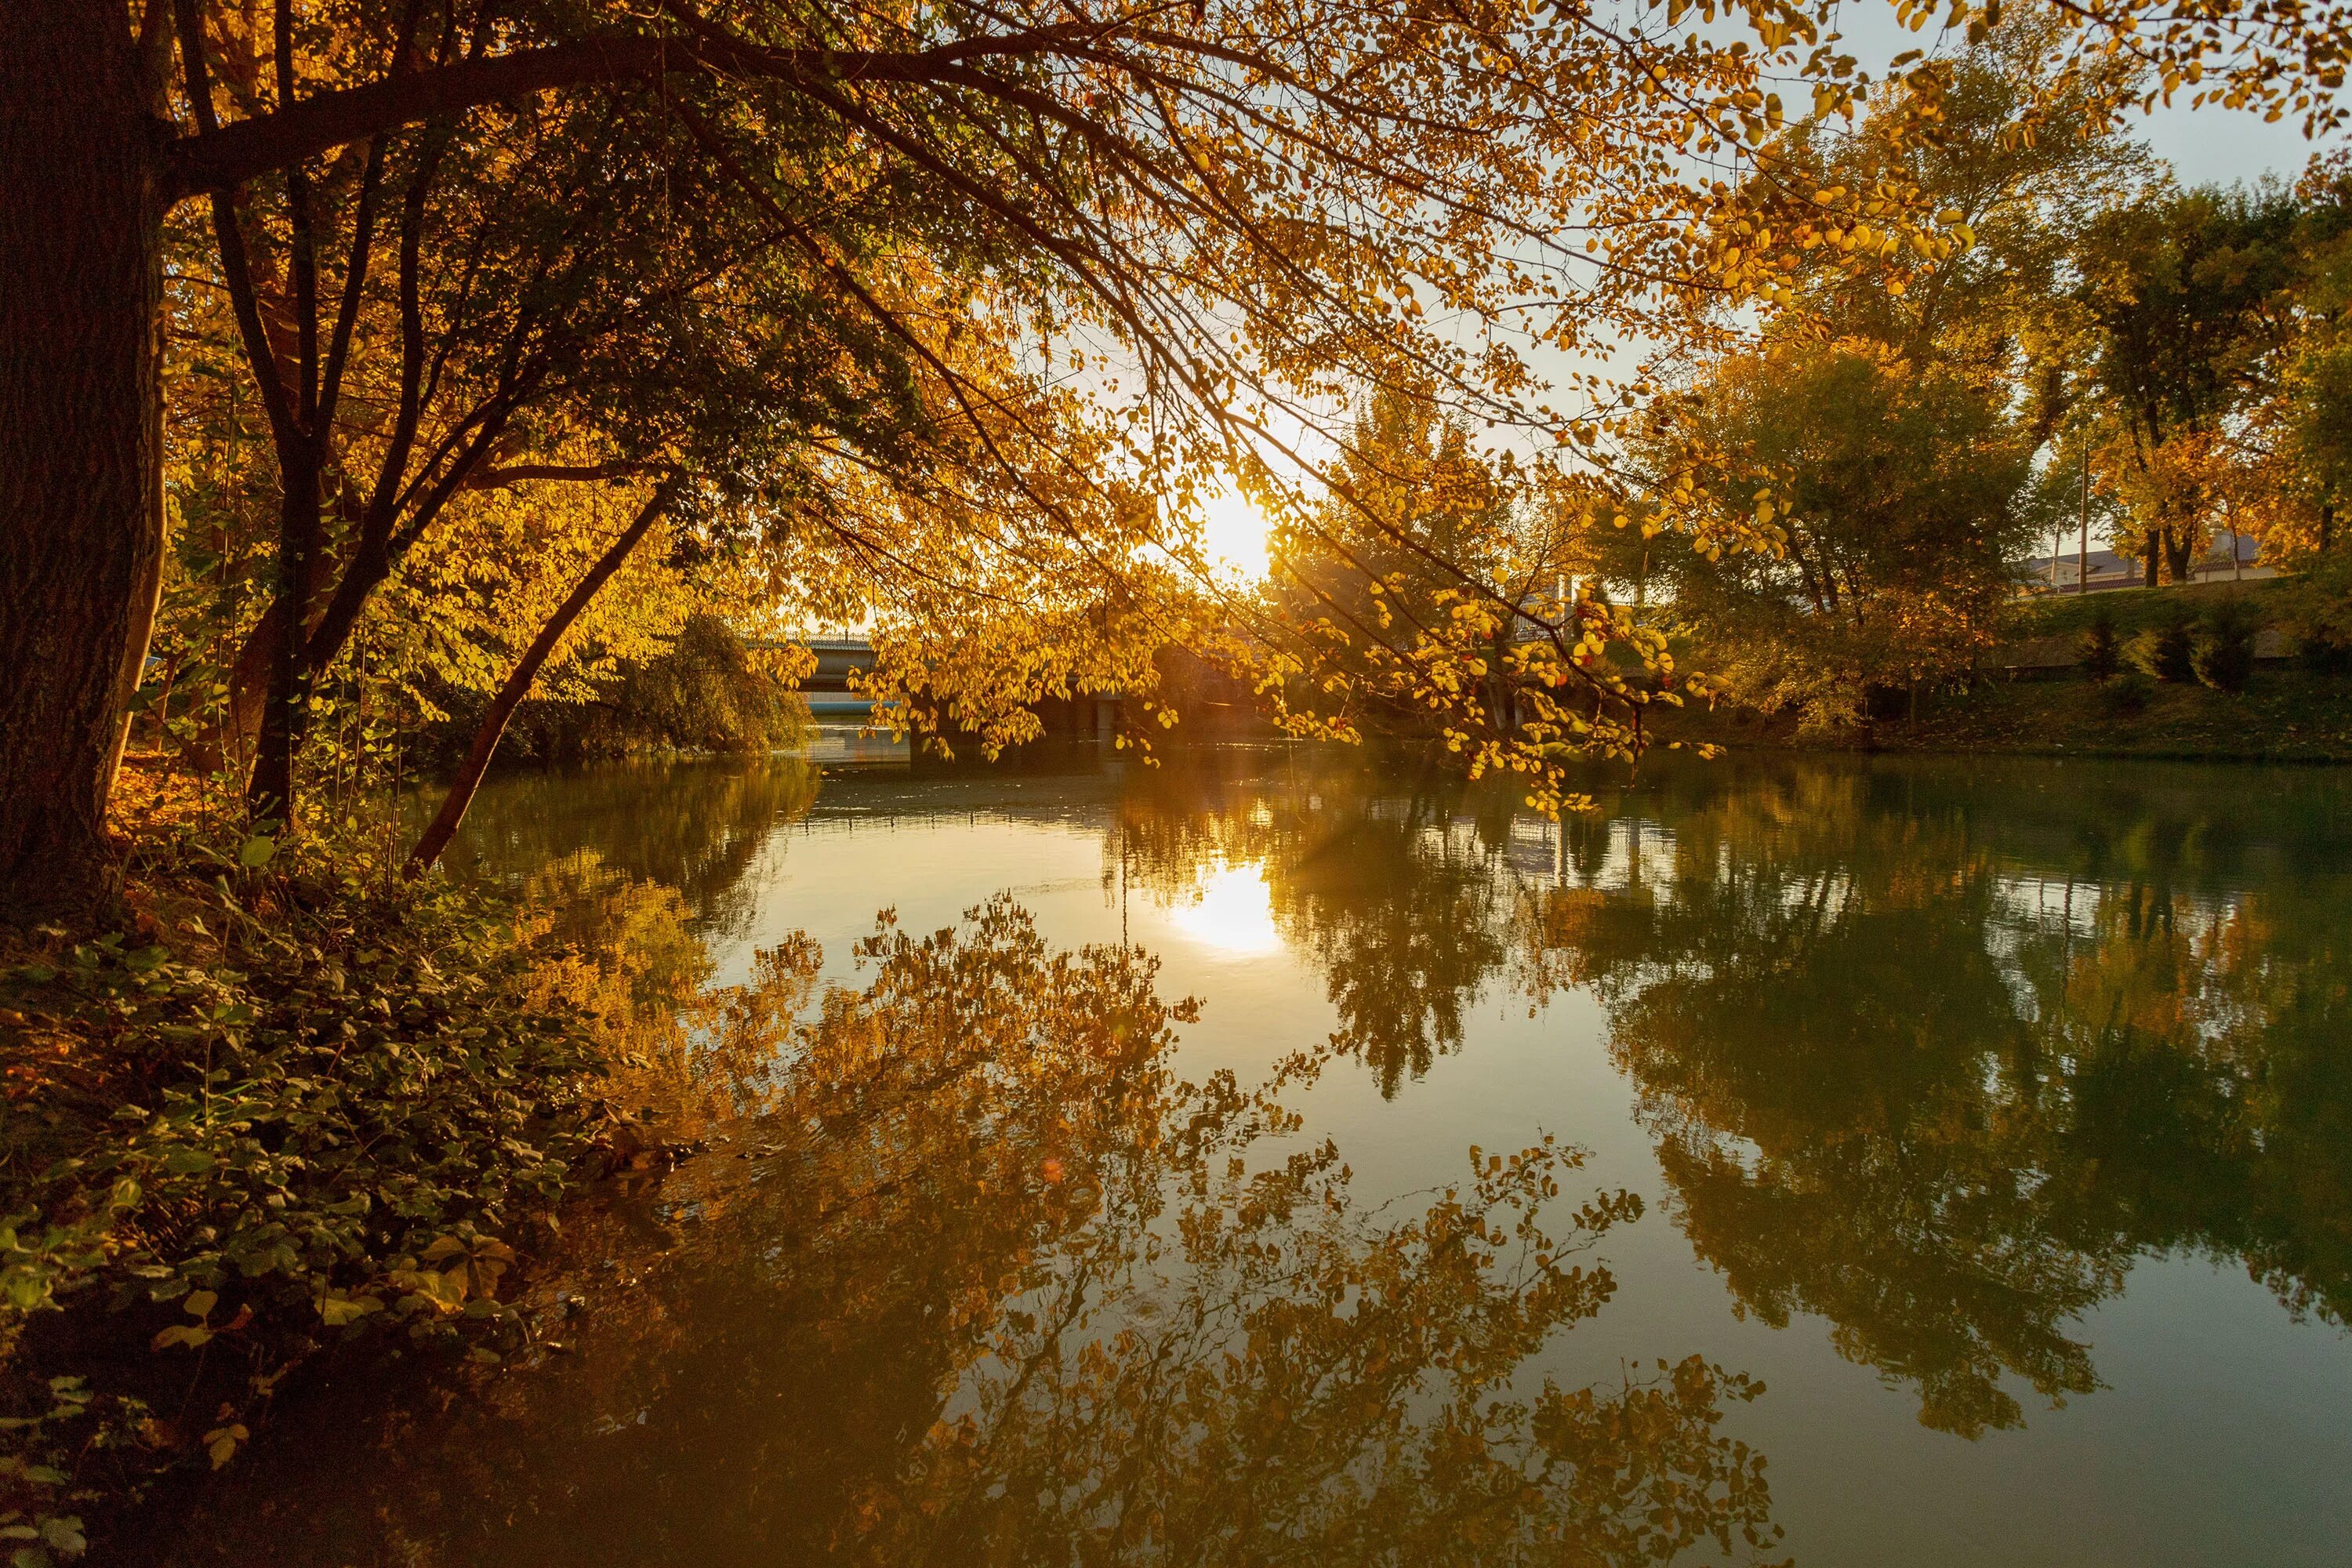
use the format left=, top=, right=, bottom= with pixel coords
left=248, top=446, right=323, bottom=818
left=0, top=2, right=166, bottom=922
left=2162, top=527, right=2194, bottom=585
left=219, top=599, right=284, bottom=771
left=404, top=483, right=674, bottom=877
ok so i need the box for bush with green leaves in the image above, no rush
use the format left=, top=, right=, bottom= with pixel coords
left=2131, top=604, right=2199, bottom=684
left=2082, top=601, right=2122, bottom=680
left=444, top=615, right=809, bottom=768
left=2284, top=554, right=2352, bottom=673
left=2196, top=598, right=2259, bottom=691
left=0, top=818, right=612, bottom=1559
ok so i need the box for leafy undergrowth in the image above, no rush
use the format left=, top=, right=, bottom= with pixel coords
left=0, top=773, right=619, bottom=1563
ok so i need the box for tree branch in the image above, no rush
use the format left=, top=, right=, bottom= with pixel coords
left=403, top=479, right=680, bottom=876
left=163, top=25, right=1102, bottom=200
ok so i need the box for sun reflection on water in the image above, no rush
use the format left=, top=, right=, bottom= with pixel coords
left=1168, top=862, right=1282, bottom=956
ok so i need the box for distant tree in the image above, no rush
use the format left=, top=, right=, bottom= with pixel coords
left=2225, top=158, right=2352, bottom=563
left=1766, top=9, right=2151, bottom=387
left=1634, top=341, right=2033, bottom=729
left=1271, top=389, right=1524, bottom=742
left=2065, top=184, right=2307, bottom=583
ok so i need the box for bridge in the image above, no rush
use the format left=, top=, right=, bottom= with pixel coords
left=789, top=636, right=883, bottom=721
left=750, top=633, right=1123, bottom=737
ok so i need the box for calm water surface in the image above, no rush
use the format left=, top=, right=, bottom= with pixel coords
left=137, top=746, right=2352, bottom=1566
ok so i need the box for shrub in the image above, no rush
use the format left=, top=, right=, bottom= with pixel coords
left=2103, top=670, right=2155, bottom=715
left=2196, top=598, right=2259, bottom=691
left=2302, top=626, right=2352, bottom=674
left=432, top=615, right=811, bottom=768
left=2130, top=604, right=2198, bottom=684
left=2284, top=554, right=2352, bottom=673
left=2082, top=600, right=2121, bottom=680
left=0, top=806, right=615, bottom=1549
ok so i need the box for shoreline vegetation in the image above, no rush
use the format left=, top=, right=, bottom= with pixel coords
left=1654, top=575, right=2352, bottom=764
left=0, top=769, right=633, bottom=1561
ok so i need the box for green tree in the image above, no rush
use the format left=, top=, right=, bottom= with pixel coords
left=1636, top=342, right=2034, bottom=729
left=2064, top=183, right=2307, bottom=582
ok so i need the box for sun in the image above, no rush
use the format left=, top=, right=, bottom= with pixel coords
left=1197, top=483, right=1272, bottom=583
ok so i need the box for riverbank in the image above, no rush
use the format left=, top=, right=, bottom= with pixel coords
left=1884, top=667, right=2352, bottom=760
left=1662, top=576, right=2352, bottom=763
left=0, top=768, right=633, bottom=1561
left=1678, top=666, right=2352, bottom=762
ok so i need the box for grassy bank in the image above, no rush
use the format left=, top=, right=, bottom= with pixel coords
left=1915, top=578, right=2352, bottom=760
left=0, top=772, right=630, bottom=1563
left=1886, top=666, right=2352, bottom=760
left=1679, top=664, right=2352, bottom=763
left=2008, top=575, right=2291, bottom=644
left=1657, top=577, right=2352, bottom=763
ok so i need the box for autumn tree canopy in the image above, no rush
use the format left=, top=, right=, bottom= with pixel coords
left=7, top=0, right=2352, bottom=915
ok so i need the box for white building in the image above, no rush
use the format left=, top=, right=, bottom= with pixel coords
left=2019, top=534, right=2275, bottom=593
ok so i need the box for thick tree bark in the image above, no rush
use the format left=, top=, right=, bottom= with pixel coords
left=249, top=445, right=322, bottom=818
left=2162, top=525, right=2194, bottom=585
left=0, top=2, right=166, bottom=921
left=404, top=483, right=675, bottom=877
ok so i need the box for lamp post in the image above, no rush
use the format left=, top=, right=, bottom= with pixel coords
left=2078, top=445, right=2090, bottom=595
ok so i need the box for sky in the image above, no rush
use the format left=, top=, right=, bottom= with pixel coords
left=2142, top=99, right=2325, bottom=188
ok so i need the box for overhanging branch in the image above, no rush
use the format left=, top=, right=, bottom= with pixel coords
left=162, top=23, right=1104, bottom=201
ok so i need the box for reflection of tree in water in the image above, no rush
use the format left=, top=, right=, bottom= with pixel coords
left=1588, top=792, right=2109, bottom=1437
left=144, top=902, right=1783, bottom=1566
left=1117, top=754, right=1517, bottom=1097
left=1515, top=763, right=2352, bottom=1437
left=437, top=756, right=821, bottom=937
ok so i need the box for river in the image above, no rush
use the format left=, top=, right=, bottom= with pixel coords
left=127, top=744, right=2352, bottom=1566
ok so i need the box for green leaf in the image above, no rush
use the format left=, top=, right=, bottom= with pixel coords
left=237, top=835, right=277, bottom=869
left=316, top=1291, right=382, bottom=1327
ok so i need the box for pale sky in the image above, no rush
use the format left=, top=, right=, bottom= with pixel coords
left=2142, top=100, right=2327, bottom=188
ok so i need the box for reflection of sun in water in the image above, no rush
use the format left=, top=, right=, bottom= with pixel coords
left=1170, top=862, right=1282, bottom=956
left=1199, top=485, right=1272, bottom=583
